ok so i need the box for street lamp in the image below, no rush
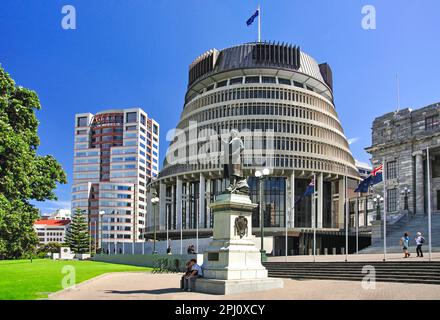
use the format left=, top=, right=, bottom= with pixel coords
left=373, top=195, right=384, bottom=221
left=401, top=187, right=411, bottom=211
left=255, top=168, right=270, bottom=261
left=151, top=195, right=159, bottom=254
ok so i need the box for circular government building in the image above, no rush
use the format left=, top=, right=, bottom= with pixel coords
left=147, top=42, right=360, bottom=256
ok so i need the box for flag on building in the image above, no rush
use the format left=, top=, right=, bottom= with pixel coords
left=246, top=8, right=259, bottom=26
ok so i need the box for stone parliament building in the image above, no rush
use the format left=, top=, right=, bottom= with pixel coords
left=366, top=102, right=440, bottom=215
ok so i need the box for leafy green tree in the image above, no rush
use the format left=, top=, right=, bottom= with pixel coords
left=65, top=209, right=90, bottom=254
left=0, top=65, right=67, bottom=259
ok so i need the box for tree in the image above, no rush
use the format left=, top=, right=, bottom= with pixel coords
left=65, top=209, right=90, bottom=254
left=0, top=65, right=67, bottom=259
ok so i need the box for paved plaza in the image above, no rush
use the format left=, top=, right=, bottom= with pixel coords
left=49, top=270, right=440, bottom=300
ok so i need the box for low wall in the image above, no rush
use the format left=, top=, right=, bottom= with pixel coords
left=93, top=253, right=203, bottom=271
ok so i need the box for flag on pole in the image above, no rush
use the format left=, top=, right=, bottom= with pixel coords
left=246, top=8, right=259, bottom=26
left=371, top=164, right=383, bottom=185
left=303, top=179, right=315, bottom=197
left=354, top=175, right=372, bottom=193
left=354, top=164, right=383, bottom=193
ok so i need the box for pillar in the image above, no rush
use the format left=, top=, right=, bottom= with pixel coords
left=147, top=188, right=153, bottom=230
left=171, top=184, right=175, bottom=229
left=206, top=179, right=212, bottom=228
left=415, top=152, right=425, bottom=214
left=289, top=172, right=295, bottom=228
left=199, top=174, right=206, bottom=229
left=338, top=178, right=346, bottom=229
left=186, top=181, right=191, bottom=228
left=317, top=172, right=323, bottom=229
left=176, top=177, right=182, bottom=229
left=159, top=182, right=166, bottom=230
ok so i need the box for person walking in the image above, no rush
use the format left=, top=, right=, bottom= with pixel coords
left=415, top=232, right=425, bottom=258
left=400, top=233, right=411, bottom=258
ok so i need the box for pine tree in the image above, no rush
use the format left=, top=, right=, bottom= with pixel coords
left=65, top=208, right=90, bottom=254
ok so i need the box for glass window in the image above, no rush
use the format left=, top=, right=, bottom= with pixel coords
left=217, top=80, right=228, bottom=88
left=140, top=114, right=146, bottom=125
left=262, top=76, right=276, bottom=84
left=386, top=161, right=397, bottom=180
left=77, top=117, right=88, bottom=127
left=126, top=112, right=137, bottom=123
left=425, top=115, right=439, bottom=131
left=278, top=78, right=291, bottom=85
left=293, top=81, right=303, bottom=88
left=230, top=77, right=243, bottom=85
left=432, top=156, right=440, bottom=178
left=387, top=189, right=398, bottom=212
left=245, top=76, right=260, bottom=84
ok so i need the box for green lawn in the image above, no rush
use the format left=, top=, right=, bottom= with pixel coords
left=0, top=259, right=152, bottom=300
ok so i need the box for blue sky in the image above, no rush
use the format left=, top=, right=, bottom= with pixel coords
left=1, top=0, right=439, bottom=213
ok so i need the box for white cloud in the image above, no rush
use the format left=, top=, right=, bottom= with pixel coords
left=34, top=200, right=71, bottom=215
left=348, top=137, right=359, bottom=145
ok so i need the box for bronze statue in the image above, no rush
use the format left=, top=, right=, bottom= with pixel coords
left=221, top=129, right=249, bottom=194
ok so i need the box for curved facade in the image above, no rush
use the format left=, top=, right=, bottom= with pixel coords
left=148, top=42, right=358, bottom=245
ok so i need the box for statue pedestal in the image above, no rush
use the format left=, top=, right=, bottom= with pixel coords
left=194, top=193, right=283, bottom=295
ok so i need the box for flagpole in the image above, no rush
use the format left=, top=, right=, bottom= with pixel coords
left=345, top=176, right=348, bottom=262
left=383, top=158, right=387, bottom=262
left=313, top=173, right=316, bottom=262
left=258, top=4, right=261, bottom=42
left=427, top=147, right=432, bottom=262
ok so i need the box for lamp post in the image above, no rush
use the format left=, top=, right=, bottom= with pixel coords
left=255, top=168, right=270, bottom=262
left=151, top=195, right=159, bottom=255
left=373, top=195, right=384, bottom=221
left=401, top=187, right=410, bottom=211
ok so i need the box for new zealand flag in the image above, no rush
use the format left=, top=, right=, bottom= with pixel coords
left=246, top=9, right=259, bottom=26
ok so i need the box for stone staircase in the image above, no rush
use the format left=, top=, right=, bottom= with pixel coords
left=263, top=261, right=440, bottom=285
left=361, top=214, right=440, bottom=253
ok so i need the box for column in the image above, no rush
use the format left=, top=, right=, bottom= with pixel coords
left=171, top=184, right=175, bottom=229
left=289, top=172, right=295, bottom=228
left=186, top=181, right=191, bottom=228
left=415, top=152, right=425, bottom=214
left=338, top=178, right=346, bottom=229
left=176, top=177, right=182, bottom=229
left=206, top=179, right=212, bottom=228
left=199, top=174, right=206, bottom=229
left=147, top=188, right=153, bottom=231
left=317, top=173, right=323, bottom=229
left=159, top=182, right=166, bottom=230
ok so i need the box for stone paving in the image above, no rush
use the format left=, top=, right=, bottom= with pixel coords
left=49, top=271, right=440, bottom=300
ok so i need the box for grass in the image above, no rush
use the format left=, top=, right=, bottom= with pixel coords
left=0, top=259, right=152, bottom=300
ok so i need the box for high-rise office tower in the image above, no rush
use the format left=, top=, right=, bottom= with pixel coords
left=72, top=108, right=159, bottom=248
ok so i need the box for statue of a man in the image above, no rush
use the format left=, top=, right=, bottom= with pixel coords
left=221, top=129, right=249, bottom=194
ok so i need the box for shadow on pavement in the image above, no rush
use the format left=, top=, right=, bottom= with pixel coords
left=105, top=288, right=181, bottom=295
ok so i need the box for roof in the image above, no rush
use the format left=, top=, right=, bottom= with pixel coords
left=34, top=219, right=71, bottom=226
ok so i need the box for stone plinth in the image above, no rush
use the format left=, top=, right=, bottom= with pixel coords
left=196, top=193, right=283, bottom=295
